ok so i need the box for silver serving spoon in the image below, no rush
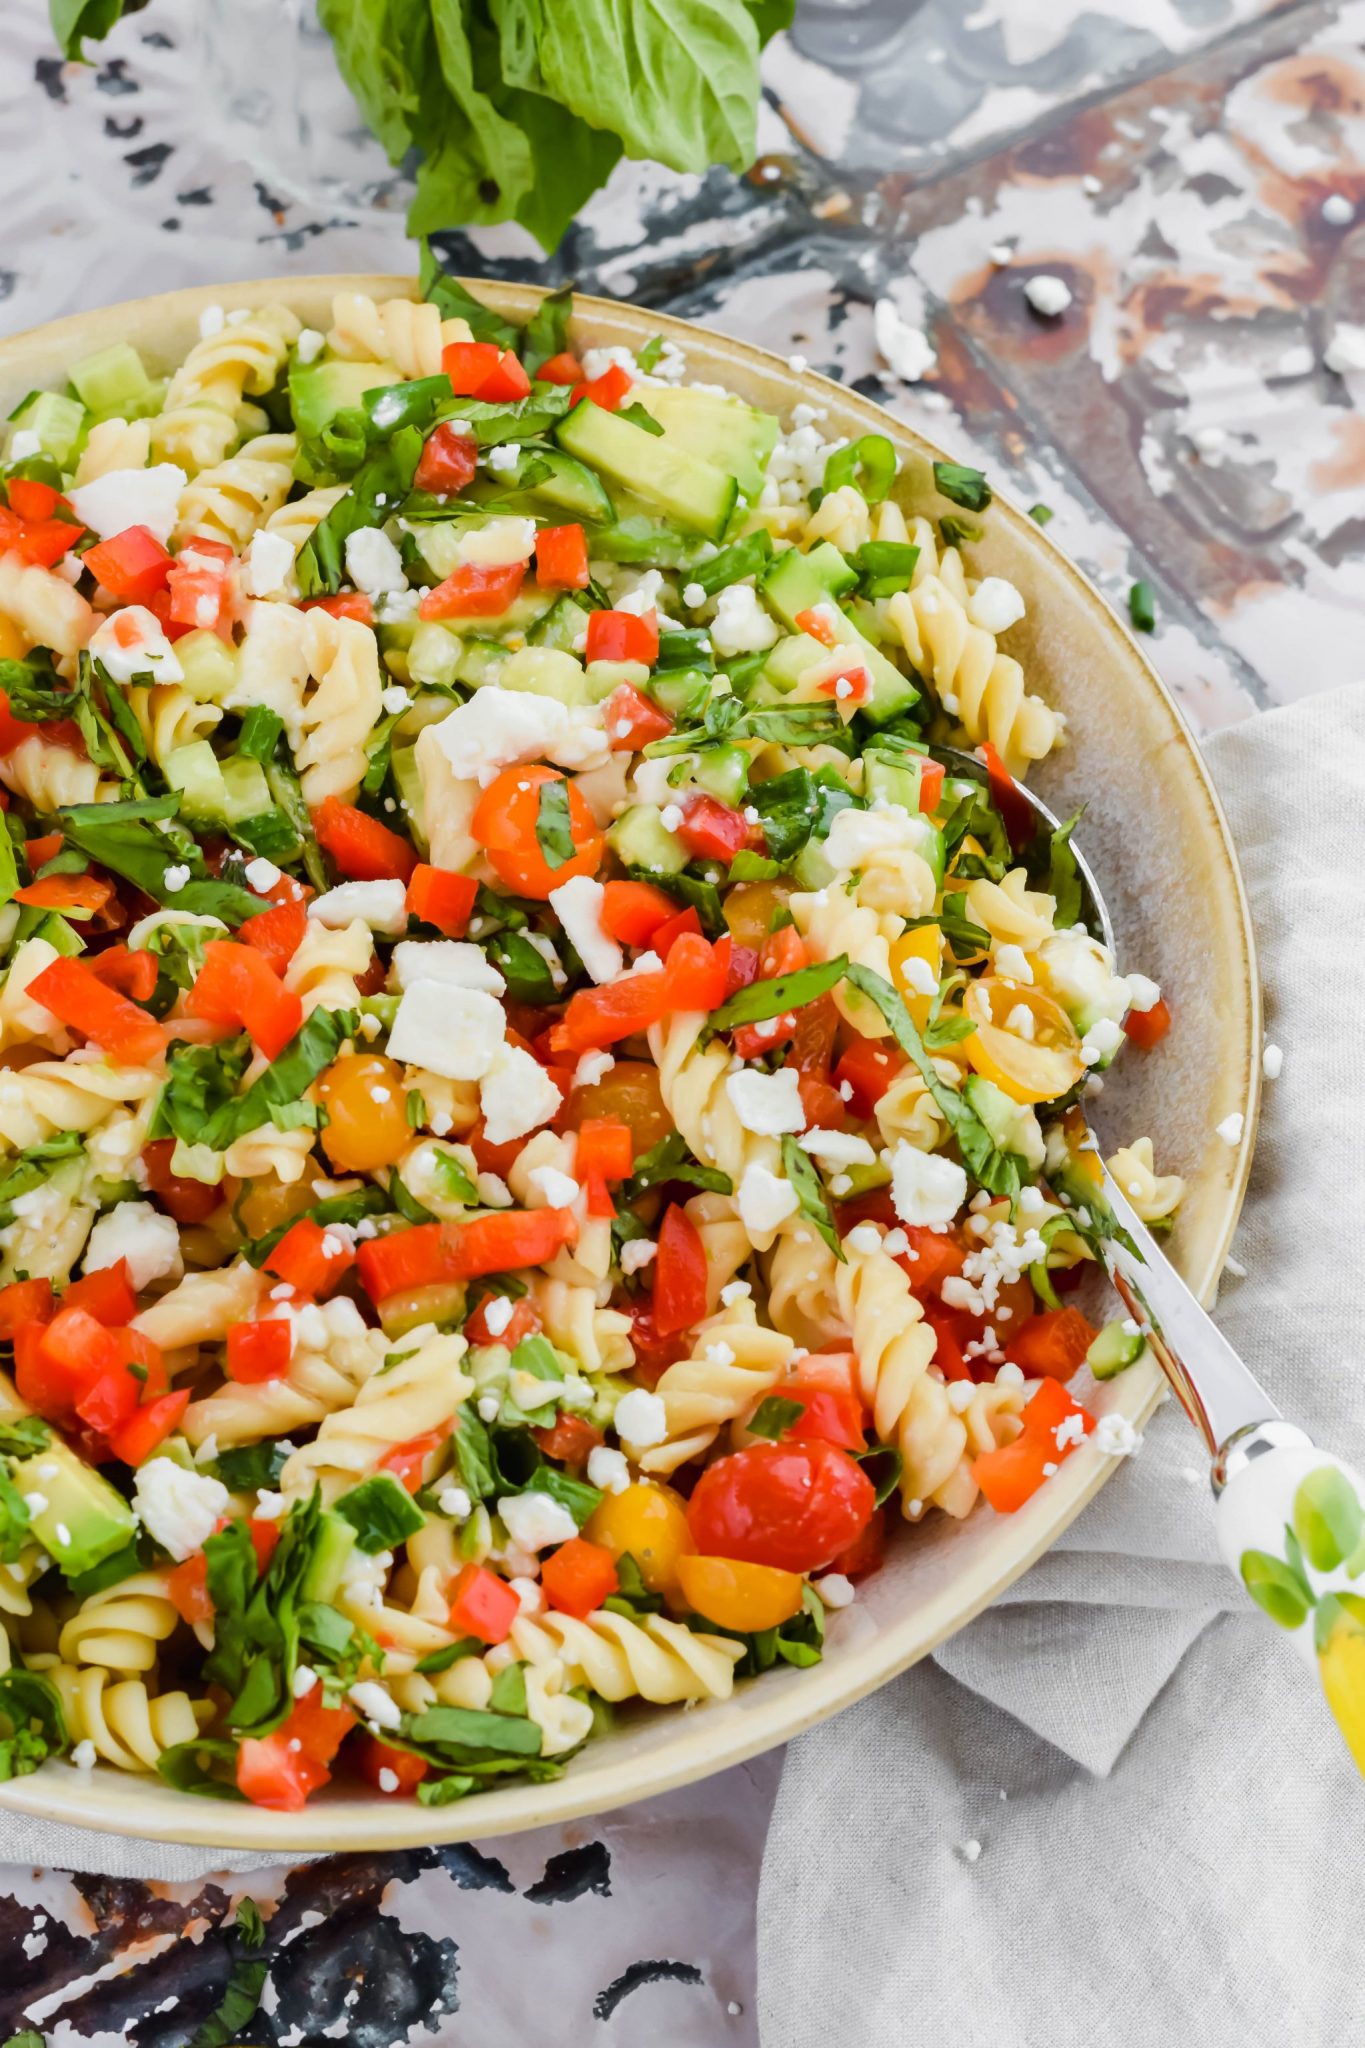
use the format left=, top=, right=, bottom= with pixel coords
left=935, top=746, right=1365, bottom=1775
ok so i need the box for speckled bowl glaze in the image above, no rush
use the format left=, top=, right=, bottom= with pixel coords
left=0, top=278, right=1259, bottom=1852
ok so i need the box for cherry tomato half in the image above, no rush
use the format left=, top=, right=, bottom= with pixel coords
left=686, top=1438, right=875, bottom=1576
left=471, top=763, right=603, bottom=900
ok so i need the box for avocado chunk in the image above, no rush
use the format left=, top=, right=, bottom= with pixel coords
left=11, top=390, right=86, bottom=467
left=467, top=446, right=614, bottom=525
left=289, top=358, right=401, bottom=441
left=12, top=1439, right=137, bottom=1577
left=762, top=544, right=919, bottom=726
left=67, top=341, right=161, bottom=422
left=633, top=385, right=780, bottom=500
left=556, top=401, right=738, bottom=541
left=608, top=803, right=689, bottom=876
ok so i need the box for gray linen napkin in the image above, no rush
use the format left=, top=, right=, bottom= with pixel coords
left=758, top=682, right=1365, bottom=2046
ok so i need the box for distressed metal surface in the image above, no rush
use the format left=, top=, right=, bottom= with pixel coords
left=0, top=0, right=1360, bottom=2037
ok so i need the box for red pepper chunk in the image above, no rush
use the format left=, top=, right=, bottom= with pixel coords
left=88, top=946, right=159, bottom=1004
left=226, top=1318, right=293, bottom=1384
left=448, top=1563, right=520, bottom=1645
left=7, top=479, right=62, bottom=522
left=141, top=1138, right=222, bottom=1225
left=1123, top=996, right=1171, bottom=1049
left=440, top=341, right=530, bottom=402
left=106, top=1388, right=189, bottom=1466
left=585, top=608, right=658, bottom=666
left=238, top=896, right=309, bottom=975
left=352, top=1733, right=429, bottom=1795
left=979, top=740, right=1034, bottom=849
left=237, top=1684, right=355, bottom=1811
left=572, top=366, right=632, bottom=411
left=356, top=1206, right=578, bottom=1303
left=972, top=1376, right=1096, bottom=1513
left=536, top=351, right=583, bottom=387
left=413, top=423, right=478, bottom=496
left=653, top=1203, right=708, bottom=1337
left=405, top=863, right=478, bottom=938
left=603, top=682, right=672, bottom=752
left=0, top=503, right=83, bottom=570
left=265, top=1217, right=355, bottom=1299
left=1004, top=1307, right=1098, bottom=1383
left=379, top=1430, right=445, bottom=1493
left=83, top=526, right=173, bottom=604
left=301, top=591, right=374, bottom=625
left=419, top=560, right=526, bottom=622
left=186, top=940, right=304, bottom=1060
left=599, top=878, right=677, bottom=947
left=676, top=795, right=749, bottom=864
left=311, top=795, right=417, bottom=882
left=64, top=1259, right=138, bottom=1327
left=541, top=1538, right=618, bottom=1620
left=918, top=758, right=945, bottom=813
left=465, top=1293, right=541, bottom=1350
left=534, top=522, right=589, bottom=591
left=27, top=956, right=164, bottom=1065
left=0, top=1278, right=51, bottom=1338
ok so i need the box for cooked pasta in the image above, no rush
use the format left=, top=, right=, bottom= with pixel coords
left=0, top=267, right=1172, bottom=1813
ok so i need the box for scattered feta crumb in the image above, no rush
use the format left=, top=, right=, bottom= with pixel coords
left=1216, top=1112, right=1245, bottom=1146
left=72, top=1739, right=97, bottom=1771
left=994, top=943, right=1032, bottom=984
left=1322, top=193, right=1355, bottom=226
left=133, top=1459, right=229, bottom=1562
left=1093, top=1413, right=1143, bottom=1457
left=483, top=1295, right=515, bottom=1338
left=439, top=1486, right=472, bottom=1520
left=873, top=297, right=937, bottom=383
left=814, top=1573, right=856, bottom=1609
left=85, top=1200, right=183, bottom=1291
left=1023, top=274, right=1073, bottom=318
left=309, top=878, right=408, bottom=936
left=296, top=326, right=325, bottom=363
left=550, top=875, right=623, bottom=985
left=801, top=1129, right=876, bottom=1169
left=587, top=1445, right=631, bottom=1494
left=499, top=1489, right=580, bottom=1550
left=528, top=1164, right=580, bottom=1210
left=391, top=939, right=505, bottom=996
left=959, top=1838, right=983, bottom=1863
left=890, top=1143, right=968, bottom=1228
left=377, top=1767, right=401, bottom=1794
left=737, top=1163, right=799, bottom=1236
left=725, top=1066, right=806, bottom=1137
left=720, top=1279, right=752, bottom=1306
left=345, top=526, right=407, bottom=599
left=1324, top=324, right=1365, bottom=375
left=620, top=1238, right=657, bottom=1275
left=988, top=242, right=1013, bottom=266
left=242, top=527, right=295, bottom=598
left=391, top=981, right=506, bottom=1081
left=162, top=862, right=190, bottom=894
left=244, top=856, right=282, bottom=893
left=614, top=1388, right=670, bottom=1449
left=349, top=1680, right=402, bottom=1731
left=479, top=1040, right=561, bottom=1145
left=967, top=577, right=1026, bottom=635
left=1262, top=1043, right=1283, bottom=1080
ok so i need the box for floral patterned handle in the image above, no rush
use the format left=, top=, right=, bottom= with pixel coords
left=1215, top=1428, right=1365, bottom=1774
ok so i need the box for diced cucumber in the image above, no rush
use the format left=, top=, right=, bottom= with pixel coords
left=496, top=645, right=607, bottom=707
left=1087, top=1318, right=1147, bottom=1380
left=290, top=358, right=401, bottom=441
left=300, top=1510, right=357, bottom=1603
left=11, top=1438, right=136, bottom=1578
left=694, top=744, right=749, bottom=806
left=834, top=1157, right=892, bottom=1199
left=646, top=665, right=708, bottom=719
left=528, top=593, right=590, bottom=653
left=608, top=803, right=688, bottom=875
left=633, top=385, right=780, bottom=500
left=177, top=629, right=239, bottom=704
left=864, top=751, right=924, bottom=814
left=792, top=839, right=837, bottom=891
left=220, top=755, right=272, bottom=824
left=456, top=639, right=513, bottom=688
left=407, top=622, right=463, bottom=689
left=67, top=342, right=160, bottom=421
left=962, top=1075, right=1021, bottom=1153
left=762, top=545, right=918, bottom=725
left=556, top=401, right=738, bottom=541
left=166, top=740, right=231, bottom=822
left=470, top=446, right=614, bottom=525
left=10, top=391, right=86, bottom=467
left=391, top=745, right=429, bottom=854
left=760, top=631, right=830, bottom=694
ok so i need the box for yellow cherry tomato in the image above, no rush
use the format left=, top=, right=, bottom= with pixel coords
left=586, top=1481, right=694, bottom=1594
left=379, top=1281, right=467, bottom=1337
left=677, top=1554, right=804, bottom=1632
left=723, top=879, right=793, bottom=950
left=232, top=1174, right=316, bottom=1241
left=567, top=1059, right=672, bottom=1156
left=0, top=613, right=29, bottom=662
left=890, top=924, right=944, bottom=1031
left=318, top=1052, right=409, bottom=1173
left=962, top=975, right=1085, bottom=1106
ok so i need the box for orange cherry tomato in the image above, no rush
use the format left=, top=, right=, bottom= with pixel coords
left=317, top=1053, right=409, bottom=1173
left=566, top=1060, right=672, bottom=1155
left=676, top=1554, right=804, bottom=1631
left=471, top=763, right=603, bottom=900
left=585, top=1480, right=694, bottom=1594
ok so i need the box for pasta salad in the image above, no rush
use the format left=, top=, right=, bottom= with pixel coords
left=0, top=264, right=1182, bottom=1810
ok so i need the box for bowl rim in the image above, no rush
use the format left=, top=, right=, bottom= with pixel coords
left=0, top=274, right=1259, bottom=1852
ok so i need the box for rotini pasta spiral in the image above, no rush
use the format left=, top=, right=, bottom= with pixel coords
left=73, top=415, right=151, bottom=484
left=965, top=868, right=1057, bottom=951
left=57, top=1574, right=182, bottom=1674
left=149, top=403, right=239, bottom=476
left=790, top=883, right=899, bottom=1039
left=0, top=734, right=111, bottom=813
left=295, top=607, right=384, bottom=806
left=280, top=1331, right=473, bottom=1500
left=36, top=1661, right=212, bottom=1774
left=833, top=1236, right=943, bottom=1514
left=0, top=1055, right=159, bottom=1152
left=183, top=1315, right=388, bottom=1452
left=131, top=1260, right=265, bottom=1354
left=620, top=1298, right=794, bottom=1475
left=508, top=1607, right=745, bottom=1705
left=647, top=1013, right=786, bottom=1245
left=886, top=581, right=1061, bottom=774
left=284, top=918, right=375, bottom=1015
left=221, top=1120, right=316, bottom=1186
left=874, top=1065, right=949, bottom=1155
left=801, top=482, right=871, bottom=554
left=0, top=938, right=75, bottom=1055
left=528, top=1278, right=634, bottom=1376
left=1107, top=1137, right=1185, bottom=1224
left=763, top=1229, right=845, bottom=1350
left=161, top=303, right=301, bottom=418
left=684, top=1191, right=753, bottom=1312
left=128, top=681, right=222, bottom=766
left=173, top=432, right=298, bottom=550
left=0, top=551, right=94, bottom=663
left=326, top=291, right=472, bottom=380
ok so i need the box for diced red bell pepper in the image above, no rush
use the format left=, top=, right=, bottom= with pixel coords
left=599, top=878, right=677, bottom=947
left=724, top=943, right=760, bottom=998
left=676, top=794, right=749, bottom=864
left=585, top=608, right=658, bottom=666
left=0, top=1278, right=51, bottom=1337
left=7, top=479, right=63, bottom=522
left=237, top=1684, right=356, bottom=1811
left=770, top=1383, right=868, bottom=1453
left=541, top=1537, right=618, bottom=1620
left=167, top=1551, right=213, bottom=1627
left=448, top=1562, right=520, bottom=1645
left=226, top=1318, right=293, bottom=1384
left=733, top=1014, right=797, bottom=1061
left=536, top=351, right=583, bottom=386
left=64, top=1258, right=137, bottom=1327
left=830, top=1502, right=886, bottom=1579
left=651, top=905, right=703, bottom=959
left=572, top=367, right=632, bottom=412
left=1004, top=1307, right=1097, bottom=1383
left=23, top=832, right=63, bottom=868
left=535, top=523, right=589, bottom=591
left=39, top=1306, right=122, bottom=1398
left=301, top=591, right=374, bottom=625
left=794, top=604, right=839, bottom=646
left=405, top=863, right=477, bottom=938
left=166, top=539, right=235, bottom=639
left=106, top=1387, right=189, bottom=1466
left=352, top=1732, right=429, bottom=1795
left=979, top=740, right=1034, bottom=848
left=419, top=559, right=526, bottom=622
left=312, top=795, right=417, bottom=882
left=894, top=1226, right=968, bottom=1300
left=918, top=759, right=945, bottom=813
left=550, top=969, right=671, bottom=1054
left=814, top=659, right=871, bottom=709
left=531, top=1413, right=604, bottom=1468
left=1123, top=997, right=1171, bottom=1049
left=13, top=873, right=113, bottom=915
left=833, top=1036, right=907, bottom=1120
left=186, top=939, right=304, bottom=1060
left=414, top=423, right=478, bottom=496
left=575, top=1117, right=633, bottom=1182
left=972, top=1376, right=1095, bottom=1513
left=140, top=1138, right=222, bottom=1225
left=238, top=896, right=308, bottom=975
left=88, top=946, right=159, bottom=1003
left=27, top=956, right=164, bottom=1065
left=759, top=926, right=807, bottom=979
left=477, top=349, right=532, bottom=402
left=356, top=1206, right=578, bottom=1302
left=604, top=682, right=673, bottom=751
left=264, top=1217, right=355, bottom=1300
left=379, top=1431, right=445, bottom=1493
left=666, top=930, right=729, bottom=1011
left=441, top=340, right=502, bottom=393
left=465, top=1293, right=542, bottom=1350
left=653, top=1203, right=708, bottom=1338
left=83, top=526, right=173, bottom=604
left=0, top=505, right=83, bottom=570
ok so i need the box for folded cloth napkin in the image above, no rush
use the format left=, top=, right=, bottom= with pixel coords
left=758, top=682, right=1365, bottom=2046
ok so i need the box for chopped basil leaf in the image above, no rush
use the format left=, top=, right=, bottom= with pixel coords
left=850, top=540, right=919, bottom=598
left=691, top=527, right=773, bottom=597
left=419, top=246, right=521, bottom=350
left=635, top=334, right=666, bottom=374
left=415, top=1637, right=484, bottom=1675
left=210, top=1442, right=288, bottom=1493
left=1028, top=502, right=1054, bottom=526
left=488, top=1660, right=529, bottom=1717
left=535, top=777, right=578, bottom=872
left=523, top=284, right=574, bottom=373
left=939, top=514, right=983, bottom=549
left=523, top=1464, right=602, bottom=1528
left=932, top=461, right=992, bottom=512
left=237, top=704, right=285, bottom=763
left=625, top=1131, right=732, bottom=1200
left=709, top=953, right=846, bottom=1034
left=453, top=1408, right=503, bottom=1503
left=405, top=1702, right=543, bottom=1757
left=58, top=796, right=259, bottom=925
left=486, top=929, right=558, bottom=1004
left=615, top=401, right=665, bottom=437
left=1129, top=579, right=1156, bottom=633
left=780, top=1133, right=844, bottom=1261
left=824, top=434, right=896, bottom=504
left=749, top=1395, right=805, bottom=1442
left=156, top=1737, right=247, bottom=1801
left=336, top=1473, right=427, bottom=1554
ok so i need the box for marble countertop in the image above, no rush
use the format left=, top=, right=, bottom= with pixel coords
left=0, top=0, right=1361, bottom=2039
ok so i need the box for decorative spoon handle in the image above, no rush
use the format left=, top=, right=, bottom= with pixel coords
left=1062, top=1130, right=1365, bottom=1774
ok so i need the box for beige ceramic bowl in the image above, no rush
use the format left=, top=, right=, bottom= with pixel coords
left=0, top=279, right=1259, bottom=1851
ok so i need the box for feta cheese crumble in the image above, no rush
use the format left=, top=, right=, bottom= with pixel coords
left=498, top=1490, right=580, bottom=1550
left=1023, top=274, right=1073, bottom=318
left=890, top=1143, right=969, bottom=1228
left=725, top=1066, right=806, bottom=1137
left=550, top=875, right=623, bottom=985
left=736, top=1163, right=800, bottom=1236
left=133, top=1459, right=229, bottom=1562
left=613, top=1388, right=669, bottom=1449
left=84, top=1201, right=183, bottom=1292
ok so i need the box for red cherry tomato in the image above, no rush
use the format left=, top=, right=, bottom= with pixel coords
left=686, top=1438, right=875, bottom=1575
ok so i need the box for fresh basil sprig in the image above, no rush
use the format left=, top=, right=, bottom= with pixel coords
left=708, top=954, right=847, bottom=1036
